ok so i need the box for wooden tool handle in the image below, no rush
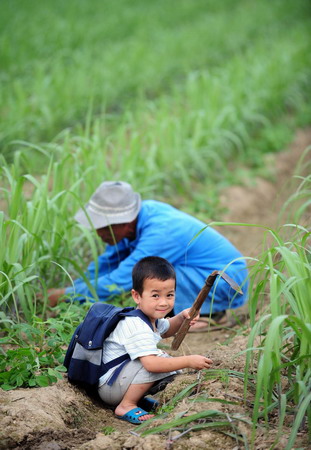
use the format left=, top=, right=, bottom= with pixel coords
left=170, top=319, right=192, bottom=350
left=171, top=270, right=242, bottom=351
left=171, top=272, right=218, bottom=351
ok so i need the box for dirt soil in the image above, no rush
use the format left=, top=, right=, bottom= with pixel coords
left=1, top=128, right=310, bottom=450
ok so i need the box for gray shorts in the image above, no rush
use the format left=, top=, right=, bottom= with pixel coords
left=98, top=358, right=177, bottom=406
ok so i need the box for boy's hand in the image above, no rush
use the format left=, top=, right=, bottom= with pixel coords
left=181, top=308, right=200, bottom=327
left=187, top=355, right=213, bottom=370
left=163, top=308, right=201, bottom=338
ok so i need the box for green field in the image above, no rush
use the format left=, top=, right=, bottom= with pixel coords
left=0, top=0, right=310, bottom=447
left=1, top=1, right=311, bottom=160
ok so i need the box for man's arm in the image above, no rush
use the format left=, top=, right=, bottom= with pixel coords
left=69, top=228, right=178, bottom=301
left=84, top=241, right=129, bottom=280
left=47, top=241, right=130, bottom=305
left=51, top=219, right=185, bottom=305
left=46, top=288, right=66, bottom=307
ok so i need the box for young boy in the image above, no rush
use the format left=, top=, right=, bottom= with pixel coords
left=98, top=256, right=213, bottom=424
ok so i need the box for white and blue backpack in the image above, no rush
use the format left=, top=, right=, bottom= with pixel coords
left=64, top=303, right=154, bottom=390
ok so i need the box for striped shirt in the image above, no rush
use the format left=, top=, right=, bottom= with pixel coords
left=98, top=316, right=170, bottom=386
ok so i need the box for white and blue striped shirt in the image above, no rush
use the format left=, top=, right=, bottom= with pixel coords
left=98, top=316, right=170, bottom=386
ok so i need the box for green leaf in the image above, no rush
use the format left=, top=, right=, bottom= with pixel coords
left=54, top=365, right=67, bottom=373
left=15, top=374, right=25, bottom=387
left=47, top=368, right=63, bottom=380
left=35, top=375, right=50, bottom=387
left=1, top=383, right=16, bottom=391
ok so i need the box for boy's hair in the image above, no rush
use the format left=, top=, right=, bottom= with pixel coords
left=132, top=256, right=176, bottom=295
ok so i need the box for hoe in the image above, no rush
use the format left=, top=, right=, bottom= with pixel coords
left=171, top=270, right=243, bottom=350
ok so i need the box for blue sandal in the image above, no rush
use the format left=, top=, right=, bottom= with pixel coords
left=138, top=397, right=159, bottom=412
left=116, top=407, right=152, bottom=424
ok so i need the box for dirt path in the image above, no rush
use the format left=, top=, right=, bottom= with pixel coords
left=1, top=128, right=310, bottom=450
left=217, top=127, right=311, bottom=257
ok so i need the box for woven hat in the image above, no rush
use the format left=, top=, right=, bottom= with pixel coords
left=74, top=181, right=141, bottom=229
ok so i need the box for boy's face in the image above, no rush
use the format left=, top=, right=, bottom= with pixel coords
left=131, top=277, right=175, bottom=324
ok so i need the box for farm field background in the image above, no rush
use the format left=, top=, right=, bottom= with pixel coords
left=0, top=0, right=310, bottom=449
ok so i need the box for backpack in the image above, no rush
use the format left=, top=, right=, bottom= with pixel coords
left=64, top=303, right=154, bottom=390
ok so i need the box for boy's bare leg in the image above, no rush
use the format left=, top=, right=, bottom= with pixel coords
left=115, top=382, right=155, bottom=421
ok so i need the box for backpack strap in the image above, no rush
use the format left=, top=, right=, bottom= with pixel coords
left=106, top=359, right=130, bottom=386
left=77, top=304, right=135, bottom=349
left=120, top=308, right=157, bottom=331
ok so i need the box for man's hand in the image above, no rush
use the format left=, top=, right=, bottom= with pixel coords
left=46, top=288, right=66, bottom=307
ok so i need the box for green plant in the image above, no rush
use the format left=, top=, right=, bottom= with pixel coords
left=1, top=0, right=310, bottom=156
left=135, top=408, right=250, bottom=440
left=0, top=4, right=310, bottom=447
left=0, top=301, right=88, bottom=390
left=0, top=346, right=66, bottom=390
left=101, top=426, right=115, bottom=436
left=1, top=0, right=311, bottom=326
left=0, top=157, right=104, bottom=322
left=242, top=170, right=311, bottom=448
left=245, top=228, right=311, bottom=446
left=141, top=369, right=254, bottom=446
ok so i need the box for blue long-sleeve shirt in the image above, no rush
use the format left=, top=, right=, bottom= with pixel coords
left=65, top=200, right=249, bottom=314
